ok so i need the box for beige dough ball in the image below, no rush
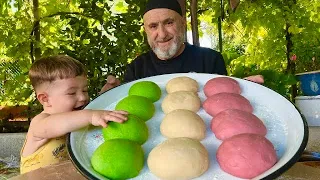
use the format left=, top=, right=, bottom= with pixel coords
left=166, top=76, right=199, bottom=93
left=147, top=137, right=209, bottom=180
left=160, top=109, right=206, bottom=140
left=161, top=91, right=201, bottom=114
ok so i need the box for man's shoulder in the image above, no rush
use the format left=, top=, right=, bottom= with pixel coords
left=186, top=43, right=220, bottom=55
left=131, top=50, right=153, bottom=64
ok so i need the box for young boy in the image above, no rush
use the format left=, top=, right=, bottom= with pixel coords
left=20, top=55, right=128, bottom=174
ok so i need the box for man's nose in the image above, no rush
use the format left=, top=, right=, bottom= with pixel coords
left=157, top=24, right=168, bottom=39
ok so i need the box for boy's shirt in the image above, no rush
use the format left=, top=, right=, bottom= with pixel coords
left=20, top=135, right=69, bottom=174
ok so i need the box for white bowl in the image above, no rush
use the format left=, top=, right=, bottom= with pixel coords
left=68, top=73, right=308, bottom=180
left=295, top=95, right=320, bottom=126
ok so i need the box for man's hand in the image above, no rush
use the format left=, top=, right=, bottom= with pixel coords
left=244, top=75, right=264, bottom=84
left=99, top=75, right=121, bottom=94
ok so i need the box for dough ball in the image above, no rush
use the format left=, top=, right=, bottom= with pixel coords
left=91, top=139, right=144, bottom=179
left=166, top=76, right=199, bottom=93
left=211, top=109, right=267, bottom=140
left=148, top=137, right=209, bottom=180
left=204, top=77, right=241, bottom=97
left=129, top=81, right=161, bottom=102
left=203, top=93, right=253, bottom=116
left=162, top=91, right=201, bottom=114
left=160, top=109, right=206, bottom=140
left=115, top=95, right=155, bottom=121
left=216, top=134, right=277, bottom=179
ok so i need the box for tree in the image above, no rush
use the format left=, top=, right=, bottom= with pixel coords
left=0, top=0, right=148, bottom=105
left=196, top=0, right=320, bottom=100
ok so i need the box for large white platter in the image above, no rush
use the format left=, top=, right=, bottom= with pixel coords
left=67, top=73, right=308, bottom=180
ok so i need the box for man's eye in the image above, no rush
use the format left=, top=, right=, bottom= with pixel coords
left=149, top=25, right=157, bottom=29
left=67, top=92, right=76, bottom=95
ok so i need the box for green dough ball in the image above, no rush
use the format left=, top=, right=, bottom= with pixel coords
left=115, top=95, right=155, bottom=121
left=91, top=139, right=144, bottom=180
left=102, top=114, right=148, bottom=145
left=129, top=81, right=161, bottom=102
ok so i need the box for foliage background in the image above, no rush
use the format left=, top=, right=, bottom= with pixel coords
left=0, top=0, right=319, bottom=108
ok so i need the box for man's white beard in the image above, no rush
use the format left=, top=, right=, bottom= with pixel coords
left=153, top=42, right=179, bottom=60
left=150, top=32, right=184, bottom=60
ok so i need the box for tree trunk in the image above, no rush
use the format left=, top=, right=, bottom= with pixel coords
left=218, top=0, right=224, bottom=52
left=190, top=0, right=200, bottom=46
left=32, top=0, right=41, bottom=60
left=218, top=17, right=223, bottom=52
left=229, top=0, right=240, bottom=12
left=284, top=1, right=297, bottom=101
left=177, top=0, right=187, bottom=42
left=285, top=22, right=297, bottom=100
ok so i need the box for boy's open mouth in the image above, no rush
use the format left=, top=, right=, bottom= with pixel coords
left=73, top=106, right=84, bottom=111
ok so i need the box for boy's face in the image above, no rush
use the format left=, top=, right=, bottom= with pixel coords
left=44, top=76, right=89, bottom=113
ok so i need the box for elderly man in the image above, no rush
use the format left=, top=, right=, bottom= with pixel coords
left=101, top=0, right=263, bottom=93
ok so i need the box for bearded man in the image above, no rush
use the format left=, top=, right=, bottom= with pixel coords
left=100, top=0, right=263, bottom=93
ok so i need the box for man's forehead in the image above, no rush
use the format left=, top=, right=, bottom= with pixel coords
left=143, top=8, right=180, bottom=24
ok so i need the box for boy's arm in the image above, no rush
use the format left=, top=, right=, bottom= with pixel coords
left=29, top=110, right=127, bottom=140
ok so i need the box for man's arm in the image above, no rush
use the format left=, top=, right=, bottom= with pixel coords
left=123, top=63, right=136, bottom=83
left=244, top=75, right=264, bottom=84
left=100, top=60, right=138, bottom=94
left=212, top=50, right=264, bottom=84
left=214, top=52, right=228, bottom=75
left=99, top=75, right=121, bottom=94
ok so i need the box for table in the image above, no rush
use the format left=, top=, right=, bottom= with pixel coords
left=11, top=127, right=320, bottom=180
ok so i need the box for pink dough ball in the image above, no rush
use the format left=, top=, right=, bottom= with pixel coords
left=203, top=93, right=253, bottom=116
left=211, top=109, right=267, bottom=140
left=216, top=134, right=277, bottom=179
left=204, top=77, right=241, bottom=97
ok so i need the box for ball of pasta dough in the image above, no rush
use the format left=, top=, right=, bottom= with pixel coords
left=148, top=137, right=209, bottom=180
left=161, top=91, right=201, bottom=114
left=203, top=92, right=253, bottom=116
left=211, top=109, right=267, bottom=140
left=216, top=134, right=277, bottom=179
left=204, top=77, right=241, bottom=97
left=160, top=109, right=206, bottom=140
left=166, top=76, right=199, bottom=93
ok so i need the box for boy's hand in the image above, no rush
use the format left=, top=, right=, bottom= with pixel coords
left=91, top=110, right=128, bottom=128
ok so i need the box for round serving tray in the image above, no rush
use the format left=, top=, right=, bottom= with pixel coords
left=67, top=73, right=308, bottom=180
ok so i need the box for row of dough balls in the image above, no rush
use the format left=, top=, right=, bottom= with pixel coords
left=203, top=77, right=277, bottom=179
left=148, top=77, right=210, bottom=180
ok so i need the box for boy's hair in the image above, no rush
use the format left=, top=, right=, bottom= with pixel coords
left=29, top=55, right=86, bottom=90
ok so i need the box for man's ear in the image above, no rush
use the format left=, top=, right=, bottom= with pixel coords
left=37, top=92, right=50, bottom=107
left=142, top=22, right=147, bottom=32
left=181, top=17, right=187, bottom=26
